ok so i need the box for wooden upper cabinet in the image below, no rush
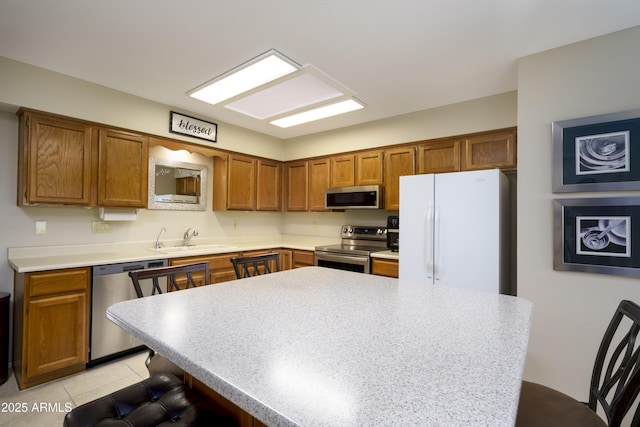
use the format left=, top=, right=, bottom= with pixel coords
left=18, top=110, right=93, bottom=206
left=225, top=154, right=256, bottom=210
left=285, top=160, right=309, bottom=211
left=330, top=154, right=355, bottom=187
left=214, top=154, right=282, bottom=212
left=461, top=129, right=516, bottom=171
left=356, top=150, right=384, bottom=185
left=97, top=128, right=148, bottom=207
left=384, top=146, right=416, bottom=211
left=256, top=159, right=282, bottom=211
left=18, top=109, right=149, bottom=208
left=417, top=140, right=460, bottom=174
left=309, top=158, right=331, bottom=212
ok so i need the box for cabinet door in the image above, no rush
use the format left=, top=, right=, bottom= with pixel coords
left=98, top=128, right=148, bottom=207
left=417, top=140, right=460, bottom=174
left=286, top=161, right=309, bottom=211
left=170, top=253, right=241, bottom=284
left=21, top=112, right=93, bottom=205
left=371, top=258, right=399, bottom=278
left=330, top=154, right=355, bottom=187
left=309, top=158, right=331, bottom=212
left=293, top=250, right=315, bottom=268
left=356, top=150, right=384, bottom=185
left=25, top=291, right=88, bottom=379
left=256, top=159, right=281, bottom=211
left=461, top=129, right=516, bottom=170
left=384, top=146, right=416, bottom=211
left=277, top=249, right=293, bottom=271
left=227, top=154, right=256, bottom=210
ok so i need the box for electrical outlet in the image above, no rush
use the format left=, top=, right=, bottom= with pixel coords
left=91, top=221, right=112, bottom=233
left=35, top=220, right=47, bottom=235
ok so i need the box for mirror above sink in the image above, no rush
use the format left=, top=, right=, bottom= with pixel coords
left=148, top=157, right=207, bottom=211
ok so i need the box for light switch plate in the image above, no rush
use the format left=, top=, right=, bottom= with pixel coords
left=35, top=220, right=47, bottom=235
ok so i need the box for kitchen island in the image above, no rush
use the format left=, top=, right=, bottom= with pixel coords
left=106, top=267, right=532, bottom=426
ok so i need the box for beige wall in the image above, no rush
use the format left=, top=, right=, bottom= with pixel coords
left=0, top=57, right=284, bottom=161
left=517, top=25, right=640, bottom=401
left=283, top=91, right=517, bottom=160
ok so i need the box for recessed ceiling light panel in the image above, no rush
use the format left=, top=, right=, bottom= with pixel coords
left=188, top=49, right=299, bottom=105
left=187, top=49, right=365, bottom=128
left=224, top=72, right=345, bottom=119
left=270, top=98, right=365, bottom=128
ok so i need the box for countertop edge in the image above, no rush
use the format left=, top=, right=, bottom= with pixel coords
left=8, top=236, right=340, bottom=273
left=9, top=236, right=399, bottom=273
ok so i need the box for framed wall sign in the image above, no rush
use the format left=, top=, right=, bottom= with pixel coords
left=554, top=197, right=640, bottom=278
left=170, top=111, right=217, bottom=143
left=552, top=109, right=640, bottom=192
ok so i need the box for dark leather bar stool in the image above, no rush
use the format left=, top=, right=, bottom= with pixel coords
left=63, top=373, right=236, bottom=427
left=516, top=300, right=640, bottom=427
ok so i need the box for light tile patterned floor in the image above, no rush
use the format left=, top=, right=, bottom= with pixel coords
left=0, top=352, right=149, bottom=426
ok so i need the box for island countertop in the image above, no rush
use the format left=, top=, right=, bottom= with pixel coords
left=107, top=267, right=532, bottom=426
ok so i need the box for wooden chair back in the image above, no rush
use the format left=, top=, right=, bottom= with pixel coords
left=230, top=253, right=280, bottom=279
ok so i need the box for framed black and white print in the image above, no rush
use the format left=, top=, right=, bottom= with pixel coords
left=554, top=197, right=640, bottom=278
left=552, top=108, right=640, bottom=192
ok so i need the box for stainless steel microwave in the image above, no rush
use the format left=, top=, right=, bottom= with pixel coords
left=325, top=185, right=383, bottom=209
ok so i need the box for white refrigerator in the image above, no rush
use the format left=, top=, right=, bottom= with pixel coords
left=399, top=169, right=511, bottom=294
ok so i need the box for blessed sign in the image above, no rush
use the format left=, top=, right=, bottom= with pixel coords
left=170, top=111, right=217, bottom=143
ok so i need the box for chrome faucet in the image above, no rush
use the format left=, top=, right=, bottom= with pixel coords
left=183, top=228, right=198, bottom=246
left=154, top=227, right=166, bottom=249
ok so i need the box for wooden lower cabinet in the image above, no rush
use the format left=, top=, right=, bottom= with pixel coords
left=293, top=250, right=315, bottom=268
left=371, top=258, right=399, bottom=278
left=277, top=249, right=293, bottom=271
left=13, top=267, right=90, bottom=389
left=170, top=249, right=290, bottom=284
left=170, top=252, right=241, bottom=285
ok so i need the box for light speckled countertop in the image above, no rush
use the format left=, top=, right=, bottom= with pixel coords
left=8, top=235, right=398, bottom=273
left=107, top=267, right=531, bottom=426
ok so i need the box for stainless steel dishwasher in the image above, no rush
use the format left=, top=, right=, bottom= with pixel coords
left=90, top=259, right=168, bottom=366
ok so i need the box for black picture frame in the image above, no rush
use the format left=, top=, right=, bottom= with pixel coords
left=552, top=109, right=640, bottom=192
left=554, top=197, right=640, bottom=278
left=169, top=111, right=217, bottom=143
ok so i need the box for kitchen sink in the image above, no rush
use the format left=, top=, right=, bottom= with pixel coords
left=148, top=244, right=238, bottom=254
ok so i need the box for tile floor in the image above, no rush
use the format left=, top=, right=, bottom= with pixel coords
left=0, top=351, right=149, bottom=426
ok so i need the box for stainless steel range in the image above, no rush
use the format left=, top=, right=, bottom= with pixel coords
left=314, top=225, right=387, bottom=274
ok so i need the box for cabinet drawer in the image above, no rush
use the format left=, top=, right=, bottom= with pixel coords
left=28, top=268, right=89, bottom=298
left=209, top=253, right=241, bottom=270
left=293, top=250, right=315, bottom=267
left=371, top=258, right=399, bottom=278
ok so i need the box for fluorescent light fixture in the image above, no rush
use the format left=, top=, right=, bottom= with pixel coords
left=270, top=99, right=364, bottom=128
left=188, top=49, right=299, bottom=105
left=224, top=72, right=344, bottom=119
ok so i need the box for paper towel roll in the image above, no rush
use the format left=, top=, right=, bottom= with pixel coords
left=99, top=208, right=138, bottom=221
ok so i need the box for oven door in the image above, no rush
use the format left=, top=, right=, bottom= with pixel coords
left=314, top=251, right=370, bottom=274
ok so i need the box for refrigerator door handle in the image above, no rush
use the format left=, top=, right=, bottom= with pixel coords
left=425, top=206, right=434, bottom=278
left=434, top=206, right=441, bottom=280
